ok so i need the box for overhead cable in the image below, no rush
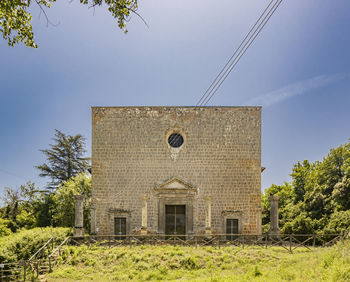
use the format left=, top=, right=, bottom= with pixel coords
left=197, top=0, right=283, bottom=106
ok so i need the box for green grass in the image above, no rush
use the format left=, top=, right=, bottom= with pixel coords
left=46, top=241, right=350, bottom=281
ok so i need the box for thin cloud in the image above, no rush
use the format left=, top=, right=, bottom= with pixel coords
left=247, top=73, right=348, bottom=107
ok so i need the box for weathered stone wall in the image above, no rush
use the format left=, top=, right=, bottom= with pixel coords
left=91, top=107, right=262, bottom=235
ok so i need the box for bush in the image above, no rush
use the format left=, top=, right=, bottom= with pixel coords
left=0, top=218, right=12, bottom=237
left=324, top=210, right=350, bottom=234
left=282, top=212, right=314, bottom=234
left=0, top=227, right=71, bottom=262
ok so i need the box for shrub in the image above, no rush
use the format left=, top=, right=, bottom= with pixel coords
left=0, top=218, right=12, bottom=237
left=180, top=256, right=198, bottom=270
left=0, top=227, right=71, bottom=262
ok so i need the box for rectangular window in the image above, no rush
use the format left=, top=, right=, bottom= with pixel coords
left=114, top=217, right=126, bottom=239
left=226, top=219, right=239, bottom=240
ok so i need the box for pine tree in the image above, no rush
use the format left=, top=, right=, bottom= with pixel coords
left=36, top=130, right=90, bottom=189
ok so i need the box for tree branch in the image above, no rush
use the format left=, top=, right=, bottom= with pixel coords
left=34, top=0, right=60, bottom=27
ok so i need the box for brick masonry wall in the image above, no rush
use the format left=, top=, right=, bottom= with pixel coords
left=92, top=107, right=262, bottom=235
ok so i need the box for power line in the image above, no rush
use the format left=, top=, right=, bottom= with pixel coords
left=168, top=1, right=284, bottom=148
left=0, top=168, right=28, bottom=181
left=196, top=0, right=275, bottom=107
left=197, top=0, right=283, bottom=106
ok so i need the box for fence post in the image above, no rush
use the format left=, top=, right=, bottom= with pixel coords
left=23, top=261, right=26, bottom=281
left=0, top=263, right=4, bottom=282
left=289, top=235, right=292, bottom=253
left=313, top=234, right=316, bottom=248
left=49, top=257, right=52, bottom=273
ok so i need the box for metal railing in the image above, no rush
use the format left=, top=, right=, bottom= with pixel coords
left=0, top=261, right=31, bottom=282
left=0, top=236, right=69, bottom=281
left=70, top=233, right=346, bottom=253
left=48, top=237, right=71, bottom=272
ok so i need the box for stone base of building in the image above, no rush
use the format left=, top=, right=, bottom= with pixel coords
left=140, top=229, right=148, bottom=235
left=268, top=229, right=280, bottom=239
left=74, top=227, right=85, bottom=237
left=205, top=228, right=212, bottom=235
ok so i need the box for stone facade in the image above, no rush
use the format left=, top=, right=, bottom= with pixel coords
left=91, top=106, right=262, bottom=235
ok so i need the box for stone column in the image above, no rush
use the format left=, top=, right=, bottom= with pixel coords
left=90, top=203, right=96, bottom=235
left=205, top=196, right=212, bottom=235
left=268, top=194, right=280, bottom=238
left=74, top=195, right=85, bottom=237
left=141, top=195, right=149, bottom=235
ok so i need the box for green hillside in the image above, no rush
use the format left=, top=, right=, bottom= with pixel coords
left=46, top=241, right=350, bottom=281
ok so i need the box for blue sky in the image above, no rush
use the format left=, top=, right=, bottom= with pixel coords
left=1, top=0, right=350, bottom=200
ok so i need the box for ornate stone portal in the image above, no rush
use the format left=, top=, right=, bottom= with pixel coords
left=154, top=177, right=197, bottom=235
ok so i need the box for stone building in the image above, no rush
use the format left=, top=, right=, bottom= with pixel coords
left=91, top=106, right=262, bottom=236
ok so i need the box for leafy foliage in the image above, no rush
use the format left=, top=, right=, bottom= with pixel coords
left=0, top=0, right=138, bottom=48
left=263, top=139, right=350, bottom=234
left=0, top=130, right=90, bottom=237
left=1, top=183, right=39, bottom=232
left=0, top=227, right=70, bottom=262
left=36, top=129, right=90, bottom=189
left=0, top=0, right=38, bottom=47
left=0, top=174, right=91, bottom=234
left=0, top=218, right=12, bottom=237
left=52, top=173, right=91, bottom=230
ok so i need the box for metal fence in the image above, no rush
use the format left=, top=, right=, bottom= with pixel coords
left=70, top=233, right=345, bottom=252
left=0, top=233, right=347, bottom=281
left=0, top=236, right=70, bottom=282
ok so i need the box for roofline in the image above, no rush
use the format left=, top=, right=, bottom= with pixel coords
left=91, top=106, right=262, bottom=109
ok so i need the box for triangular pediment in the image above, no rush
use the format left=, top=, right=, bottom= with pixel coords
left=154, top=177, right=196, bottom=192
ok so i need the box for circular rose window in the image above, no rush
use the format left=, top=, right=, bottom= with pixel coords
left=168, top=133, right=184, bottom=148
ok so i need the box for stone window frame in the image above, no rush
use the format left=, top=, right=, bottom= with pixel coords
left=168, top=133, right=184, bottom=148
left=108, top=208, right=131, bottom=235
left=154, top=177, right=197, bottom=235
left=165, top=128, right=186, bottom=149
left=221, top=210, right=244, bottom=234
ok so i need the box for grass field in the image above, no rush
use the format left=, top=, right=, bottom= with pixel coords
left=46, top=241, right=350, bottom=281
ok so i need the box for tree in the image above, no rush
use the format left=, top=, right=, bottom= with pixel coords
left=0, top=0, right=139, bottom=48
left=332, top=176, right=350, bottom=211
left=51, top=173, right=91, bottom=230
left=261, top=183, right=295, bottom=232
left=2, top=187, right=21, bottom=221
left=1, top=184, right=38, bottom=231
left=262, top=138, right=350, bottom=235
left=290, top=160, right=314, bottom=204
left=0, top=218, right=12, bottom=237
left=36, top=129, right=90, bottom=189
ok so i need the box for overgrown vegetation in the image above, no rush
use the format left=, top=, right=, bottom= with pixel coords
left=263, top=139, right=350, bottom=235
left=0, top=173, right=91, bottom=234
left=0, top=227, right=71, bottom=262
left=0, top=130, right=91, bottom=235
left=46, top=241, right=350, bottom=281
